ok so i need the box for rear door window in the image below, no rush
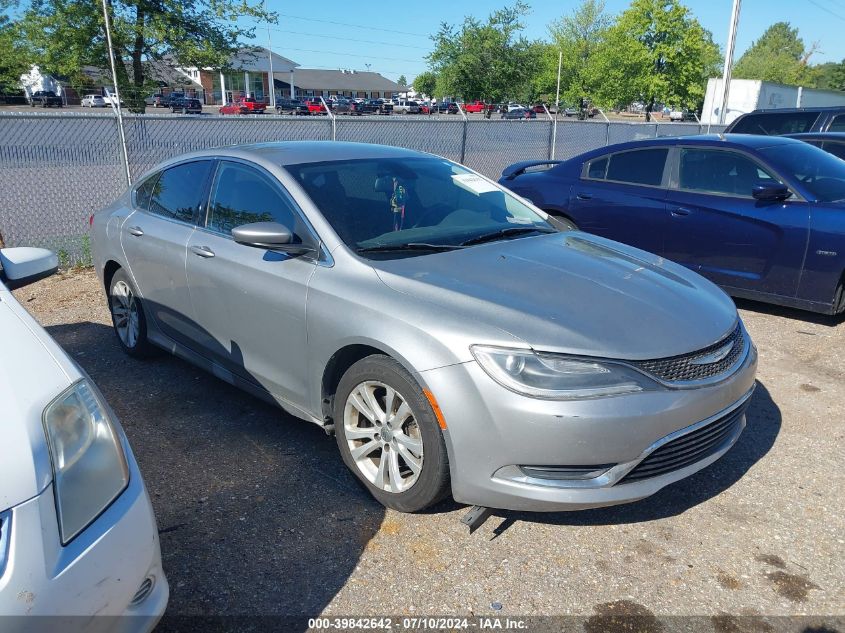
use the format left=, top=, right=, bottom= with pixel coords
left=730, top=112, right=819, bottom=135
left=148, top=160, right=214, bottom=224
left=605, top=148, right=669, bottom=187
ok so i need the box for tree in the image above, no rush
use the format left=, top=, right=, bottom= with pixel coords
left=539, top=0, right=610, bottom=107
left=733, top=22, right=817, bottom=86
left=426, top=2, right=539, bottom=103
left=0, top=1, right=30, bottom=92
left=397, top=74, right=407, bottom=87
left=412, top=71, right=437, bottom=98
left=814, top=61, right=845, bottom=91
left=16, top=0, right=275, bottom=111
left=589, top=0, right=720, bottom=116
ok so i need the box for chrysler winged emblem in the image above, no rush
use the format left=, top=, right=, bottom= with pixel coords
left=690, top=341, right=735, bottom=365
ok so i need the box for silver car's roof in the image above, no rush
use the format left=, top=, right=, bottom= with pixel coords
left=177, top=141, right=426, bottom=167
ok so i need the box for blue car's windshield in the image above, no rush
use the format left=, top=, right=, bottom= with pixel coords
left=285, top=157, right=554, bottom=255
left=761, top=142, right=845, bottom=202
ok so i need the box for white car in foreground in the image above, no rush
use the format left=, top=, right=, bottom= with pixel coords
left=0, top=247, right=168, bottom=631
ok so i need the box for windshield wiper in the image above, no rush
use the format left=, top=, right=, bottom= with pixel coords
left=460, top=226, right=556, bottom=247
left=356, top=242, right=465, bottom=254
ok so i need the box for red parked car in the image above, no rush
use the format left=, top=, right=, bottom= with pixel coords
left=304, top=98, right=328, bottom=115
left=218, top=96, right=266, bottom=115
left=462, top=101, right=487, bottom=113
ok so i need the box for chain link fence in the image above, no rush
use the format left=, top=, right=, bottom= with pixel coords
left=0, top=111, right=724, bottom=265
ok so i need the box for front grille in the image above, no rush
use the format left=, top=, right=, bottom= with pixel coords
left=619, top=400, right=749, bottom=483
left=631, top=324, right=745, bottom=383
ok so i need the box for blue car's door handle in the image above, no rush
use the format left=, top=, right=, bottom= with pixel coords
left=576, top=193, right=593, bottom=201
left=671, top=207, right=691, bottom=217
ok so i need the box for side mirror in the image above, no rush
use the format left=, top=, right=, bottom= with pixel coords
left=752, top=184, right=792, bottom=202
left=231, top=222, right=314, bottom=255
left=0, top=247, right=59, bottom=289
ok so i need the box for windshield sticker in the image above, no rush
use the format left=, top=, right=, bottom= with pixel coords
left=452, top=173, right=500, bottom=195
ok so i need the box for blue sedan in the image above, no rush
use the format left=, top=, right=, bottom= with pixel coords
left=499, top=134, right=845, bottom=315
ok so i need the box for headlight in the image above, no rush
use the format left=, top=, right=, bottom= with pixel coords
left=470, top=345, right=658, bottom=400
left=42, top=379, right=129, bottom=544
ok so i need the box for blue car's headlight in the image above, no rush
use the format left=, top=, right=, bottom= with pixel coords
left=42, top=379, right=129, bottom=544
left=471, top=345, right=659, bottom=399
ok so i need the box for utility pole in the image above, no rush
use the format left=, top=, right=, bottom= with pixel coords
left=718, top=0, right=742, bottom=126
left=267, top=26, right=275, bottom=109
left=100, top=0, right=131, bottom=186
left=265, top=1, right=275, bottom=109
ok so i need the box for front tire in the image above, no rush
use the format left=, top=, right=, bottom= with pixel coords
left=108, top=268, right=157, bottom=358
left=334, top=355, right=450, bottom=512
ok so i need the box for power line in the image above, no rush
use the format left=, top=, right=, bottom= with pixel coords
left=255, top=26, right=431, bottom=51
left=272, top=13, right=430, bottom=39
left=278, top=47, right=424, bottom=65
left=807, top=0, right=845, bottom=21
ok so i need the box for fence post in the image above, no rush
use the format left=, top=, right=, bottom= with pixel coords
left=545, top=104, right=556, bottom=160
left=605, top=122, right=611, bottom=147
left=320, top=96, right=336, bottom=141
left=459, top=106, right=468, bottom=164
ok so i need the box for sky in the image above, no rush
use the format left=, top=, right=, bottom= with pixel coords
left=246, top=0, right=845, bottom=82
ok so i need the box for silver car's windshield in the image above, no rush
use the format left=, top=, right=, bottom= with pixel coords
left=285, top=157, right=554, bottom=256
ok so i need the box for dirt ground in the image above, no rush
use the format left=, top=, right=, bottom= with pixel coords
left=13, top=268, right=844, bottom=632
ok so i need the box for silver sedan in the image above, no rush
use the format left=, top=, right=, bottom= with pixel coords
left=91, top=142, right=757, bottom=513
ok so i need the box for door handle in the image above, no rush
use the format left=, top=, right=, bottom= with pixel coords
left=671, top=207, right=691, bottom=217
left=127, top=226, right=144, bottom=236
left=190, top=245, right=215, bottom=258
left=576, top=193, right=593, bottom=201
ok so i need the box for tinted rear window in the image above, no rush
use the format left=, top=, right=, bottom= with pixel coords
left=148, top=160, right=213, bottom=223
left=730, top=112, right=819, bottom=135
left=605, top=148, right=668, bottom=186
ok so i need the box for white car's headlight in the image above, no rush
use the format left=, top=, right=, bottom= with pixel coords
left=471, top=345, right=659, bottom=400
left=42, top=379, right=129, bottom=544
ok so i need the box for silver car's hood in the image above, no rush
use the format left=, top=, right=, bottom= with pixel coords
left=372, top=232, right=738, bottom=360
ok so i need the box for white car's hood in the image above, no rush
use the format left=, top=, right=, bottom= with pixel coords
left=0, top=286, right=78, bottom=511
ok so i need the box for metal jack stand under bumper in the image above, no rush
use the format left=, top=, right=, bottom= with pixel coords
left=461, top=505, right=493, bottom=534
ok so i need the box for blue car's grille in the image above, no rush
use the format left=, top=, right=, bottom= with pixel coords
left=631, top=324, right=745, bottom=383
left=619, top=400, right=749, bottom=484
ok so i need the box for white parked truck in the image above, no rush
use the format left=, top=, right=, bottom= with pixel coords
left=702, top=78, right=845, bottom=126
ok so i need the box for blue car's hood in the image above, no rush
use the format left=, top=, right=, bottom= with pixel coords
left=371, top=231, right=738, bottom=361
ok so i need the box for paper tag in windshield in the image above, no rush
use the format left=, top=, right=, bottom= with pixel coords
left=452, top=173, right=499, bottom=195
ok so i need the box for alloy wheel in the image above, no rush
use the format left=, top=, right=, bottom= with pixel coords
left=343, top=380, right=424, bottom=493
left=111, top=280, right=140, bottom=348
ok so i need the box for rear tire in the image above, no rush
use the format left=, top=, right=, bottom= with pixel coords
left=334, top=355, right=450, bottom=512
left=108, top=268, right=157, bottom=358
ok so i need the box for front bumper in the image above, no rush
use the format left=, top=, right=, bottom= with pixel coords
left=0, top=447, right=168, bottom=632
left=421, top=337, right=758, bottom=512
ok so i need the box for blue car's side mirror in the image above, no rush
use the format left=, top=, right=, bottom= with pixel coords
left=752, top=184, right=792, bottom=202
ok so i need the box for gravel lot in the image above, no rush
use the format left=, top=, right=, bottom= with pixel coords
left=13, top=269, right=844, bottom=632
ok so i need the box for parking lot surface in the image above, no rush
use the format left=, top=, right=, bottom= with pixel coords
left=13, top=269, right=844, bottom=630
